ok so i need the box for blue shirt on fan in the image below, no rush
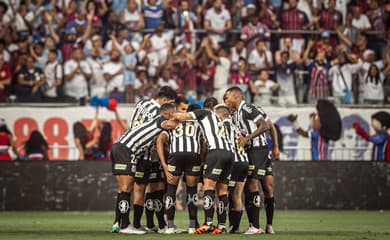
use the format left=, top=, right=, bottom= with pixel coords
left=143, top=4, right=164, bottom=29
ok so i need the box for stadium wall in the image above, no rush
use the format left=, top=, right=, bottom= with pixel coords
left=0, top=161, right=389, bottom=210
left=1, top=106, right=388, bottom=160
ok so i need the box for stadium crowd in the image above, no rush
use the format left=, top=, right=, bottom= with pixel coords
left=0, top=0, right=389, bottom=105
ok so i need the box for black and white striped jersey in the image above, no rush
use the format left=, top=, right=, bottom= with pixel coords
left=190, top=109, right=232, bottom=152
left=129, top=99, right=160, bottom=130
left=223, top=119, right=249, bottom=163
left=233, top=101, right=269, bottom=149
left=118, top=116, right=167, bottom=159
left=167, top=120, right=202, bottom=154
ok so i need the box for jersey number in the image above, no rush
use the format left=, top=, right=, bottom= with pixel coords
left=174, top=123, right=195, bottom=137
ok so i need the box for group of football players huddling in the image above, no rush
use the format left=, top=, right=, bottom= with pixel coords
left=110, top=86, right=279, bottom=235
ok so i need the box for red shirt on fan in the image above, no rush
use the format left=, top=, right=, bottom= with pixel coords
left=0, top=132, right=12, bottom=161
left=0, top=63, right=11, bottom=100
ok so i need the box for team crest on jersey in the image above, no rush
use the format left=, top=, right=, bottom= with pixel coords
left=203, top=195, right=214, bottom=210
left=118, top=200, right=129, bottom=213
left=165, top=196, right=175, bottom=210
left=243, top=105, right=253, bottom=114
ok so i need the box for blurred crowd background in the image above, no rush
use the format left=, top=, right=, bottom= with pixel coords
left=0, top=0, right=389, bottom=106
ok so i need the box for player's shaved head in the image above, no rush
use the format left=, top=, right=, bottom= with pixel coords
left=160, top=103, right=176, bottom=112
left=224, top=86, right=243, bottom=111
left=204, top=97, right=218, bottom=110
left=214, top=104, right=230, bottom=120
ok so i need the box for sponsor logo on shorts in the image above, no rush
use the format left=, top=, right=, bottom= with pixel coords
left=135, top=172, right=144, bottom=178
left=212, top=168, right=222, bottom=175
left=228, top=180, right=236, bottom=187
left=257, top=169, right=266, bottom=176
left=267, top=167, right=273, bottom=172
left=248, top=165, right=255, bottom=170
left=149, top=173, right=157, bottom=179
left=168, top=165, right=176, bottom=172
left=131, top=165, right=136, bottom=173
left=192, top=166, right=201, bottom=172
left=114, top=164, right=127, bottom=170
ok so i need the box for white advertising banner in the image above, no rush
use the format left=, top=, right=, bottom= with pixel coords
left=0, top=106, right=388, bottom=160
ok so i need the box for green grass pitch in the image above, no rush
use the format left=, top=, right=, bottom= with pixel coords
left=0, top=210, right=389, bottom=240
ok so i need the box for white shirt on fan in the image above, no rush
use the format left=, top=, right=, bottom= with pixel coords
left=248, top=49, right=273, bottom=71
left=213, top=57, right=231, bottom=89
left=102, top=61, right=124, bottom=93
left=64, top=59, right=91, bottom=99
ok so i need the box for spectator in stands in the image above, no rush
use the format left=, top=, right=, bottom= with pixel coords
left=92, top=121, right=113, bottom=160
left=105, top=24, right=129, bottom=52
left=280, top=0, right=310, bottom=53
left=202, top=37, right=231, bottom=102
left=121, top=41, right=138, bottom=103
left=0, top=118, right=19, bottom=161
left=15, top=55, right=46, bottom=102
left=367, top=0, right=388, bottom=58
left=103, top=48, right=125, bottom=103
left=351, top=5, right=371, bottom=32
left=253, top=69, right=280, bottom=106
left=24, top=130, right=49, bottom=160
left=248, top=39, right=273, bottom=72
left=204, top=0, right=232, bottom=46
left=273, top=51, right=300, bottom=105
left=315, top=0, right=343, bottom=31
left=229, top=38, right=247, bottom=71
left=83, top=0, right=108, bottom=23
left=63, top=47, right=92, bottom=104
left=157, top=67, right=179, bottom=91
left=230, top=58, right=254, bottom=102
left=361, top=63, right=390, bottom=104
left=172, top=0, right=200, bottom=46
left=352, top=34, right=371, bottom=59
left=314, top=31, right=337, bottom=59
left=329, top=52, right=362, bottom=104
left=143, top=0, right=165, bottom=29
left=43, top=49, right=62, bottom=101
left=172, top=44, right=197, bottom=92
left=0, top=52, right=11, bottom=102
left=120, top=0, right=145, bottom=44
left=137, top=34, right=160, bottom=77
left=302, top=40, right=332, bottom=103
left=85, top=35, right=109, bottom=97
left=274, top=37, right=300, bottom=65
left=335, top=13, right=360, bottom=50
left=258, top=0, right=280, bottom=29
left=151, top=23, right=172, bottom=65
left=29, top=40, right=46, bottom=71
left=241, top=13, right=270, bottom=53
